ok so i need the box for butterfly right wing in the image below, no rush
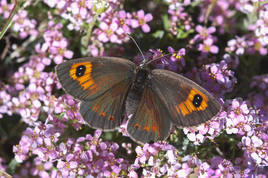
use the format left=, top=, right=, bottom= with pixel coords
left=150, top=69, right=222, bottom=127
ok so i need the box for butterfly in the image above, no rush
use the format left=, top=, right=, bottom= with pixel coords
left=56, top=55, right=222, bottom=144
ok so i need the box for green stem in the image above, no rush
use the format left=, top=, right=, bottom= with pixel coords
left=82, top=12, right=101, bottom=48
left=0, top=0, right=20, bottom=40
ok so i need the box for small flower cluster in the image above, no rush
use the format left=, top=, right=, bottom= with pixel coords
left=191, top=25, right=219, bottom=55
left=5, top=67, right=56, bottom=125
left=240, top=129, right=268, bottom=166
left=12, top=10, right=38, bottom=39
left=224, top=98, right=255, bottom=136
left=43, top=21, right=74, bottom=64
left=95, top=9, right=153, bottom=44
left=128, top=143, right=199, bottom=177
left=14, top=129, right=129, bottom=177
left=249, top=74, right=268, bottom=122
left=0, top=0, right=14, bottom=19
left=0, top=18, right=74, bottom=124
left=42, top=0, right=153, bottom=45
left=49, top=94, right=84, bottom=131
left=128, top=143, right=267, bottom=177
left=226, top=3, right=268, bottom=56
left=165, top=0, right=194, bottom=36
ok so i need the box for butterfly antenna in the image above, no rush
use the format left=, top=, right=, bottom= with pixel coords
left=128, top=35, right=147, bottom=63
left=145, top=50, right=180, bottom=65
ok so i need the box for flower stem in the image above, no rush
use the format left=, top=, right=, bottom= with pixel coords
left=0, top=0, right=20, bottom=40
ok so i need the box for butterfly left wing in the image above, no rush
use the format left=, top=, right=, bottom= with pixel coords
left=56, top=57, right=136, bottom=130
left=150, top=69, right=222, bottom=127
left=56, top=57, right=135, bottom=101
left=127, top=83, right=172, bottom=144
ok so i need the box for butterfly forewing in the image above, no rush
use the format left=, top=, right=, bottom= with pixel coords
left=127, top=84, right=172, bottom=144
left=56, top=57, right=135, bottom=101
left=150, top=69, right=222, bottom=127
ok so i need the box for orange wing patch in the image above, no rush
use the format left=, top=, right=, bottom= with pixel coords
left=69, top=62, right=98, bottom=91
left=151, top=124, right=160, bottom=136
left=108, top=115, right=115, bottom=121
left=99, top=111, right=106, bottom=117
left=142, top=126, right=149, bottom=132
left=177, top=88, right=208, bottom=116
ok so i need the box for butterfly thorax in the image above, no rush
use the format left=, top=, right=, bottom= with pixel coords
left=125, top=67, right=150, bottom=117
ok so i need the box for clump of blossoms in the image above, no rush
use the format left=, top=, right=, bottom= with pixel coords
left=42, top=0, right=153, bottom=45
left=165, top=0, right=194, bottom=37
left=43, top=21, right=74, bottom=64
left=189, top=25, right=219, bottom=61
left=128, top=143, right=199, bottom=177
left=128, top=143, right=266, bottom=177
left=226, top=3, right=268, bottom=56
left=249, top=74, right=268, bottom=122
left=14, top=128, right=129, bottom=177
left=12, top=10, right=38, bottom=39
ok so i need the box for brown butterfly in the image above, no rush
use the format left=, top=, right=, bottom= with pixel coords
left=56, top=55, right=222, bottom=144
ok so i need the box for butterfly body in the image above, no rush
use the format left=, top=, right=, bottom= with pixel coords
left=125, top=67, right=150, bottom=117
left=56, top=57, right=221, bottom=144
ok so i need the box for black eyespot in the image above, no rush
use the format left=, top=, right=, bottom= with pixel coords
left=193, top=94, right=203, bottom=107
left=76, top=65, right=86, bottom=77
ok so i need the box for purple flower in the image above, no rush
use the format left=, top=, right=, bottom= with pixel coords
left=226, top=36, right=247, bottom=55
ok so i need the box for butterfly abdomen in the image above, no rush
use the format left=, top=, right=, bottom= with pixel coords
left=125, top=68, right=149, bottom=117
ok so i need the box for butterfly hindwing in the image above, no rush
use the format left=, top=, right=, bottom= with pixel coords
left=127, top=84, right=172, bottom=144
left=150, top=69, right=222, bottom=127
left=80, top=79, right=133, bottom=130
left=56, top=57, right=135, bottom=101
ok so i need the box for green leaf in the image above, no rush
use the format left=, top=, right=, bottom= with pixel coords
left=162, top=14, right=170, bottom=31
left=152, top=30, right=165, bottom=39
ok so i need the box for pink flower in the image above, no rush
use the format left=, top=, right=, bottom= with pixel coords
left=0, top=0, right=14, bottom=18
left=131, top=10, right=153, bottom=33
left=195, top=25, right=216, bottom=40
left=49, top=39, right=73, bottom=64
left=198, top=38, right=219, bottom=54
left=97, top=21, right=120, bottom=43
left=12, top=10, right=38, bottom=39
left=117, top=10, right=132, bottom=33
